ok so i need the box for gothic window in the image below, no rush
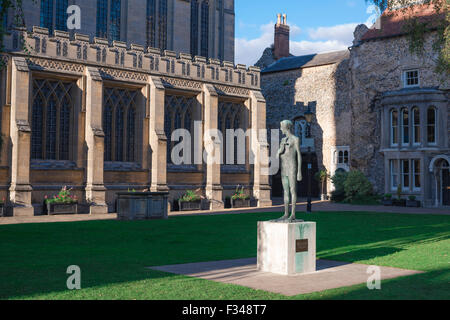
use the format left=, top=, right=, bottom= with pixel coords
left=31, top=79, right=74, bottom=160
left=158, top=0, right=168, bottom=50
left=190, top=0, right=199, bottom=56
left=164, top=95, right=195, bottom=165
left=103, top=87, right=138, bottom=162
left=412, top=107, right=420, bottom=145
left=390, top=109, right=398, bottom=146
left=200, top=0, right=209, bottom=58
left=55, top=0, right=68, bottom=31
left=40, top=0, right=54, bottom=33
left=147, top=0, right=156, bottom=47
left=218, top=102, right=246, bottom=165
left=401, top=108, right=409, bottom=145
left=110, top=0, right=121, bottom=41
left=2, top=4, right=8, bottom=31
left=96, top=0, right=108, bottom=39
left=427, top=106, right=437, bottom=144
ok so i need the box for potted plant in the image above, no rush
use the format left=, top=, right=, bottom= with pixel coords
left=0, top=197, right=5, bottom=217
left=231, top=186, right=251, bottom=208
left=45, top=186, right=78, bottom=215
left=406, top=195, right=421, bottom=208
left=382, top=194, right=393, bottom=206
left=179, top=190, right=202, bottom=211
left=315, top=170, right=330, bottom=201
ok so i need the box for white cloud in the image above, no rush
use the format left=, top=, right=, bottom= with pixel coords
left=308, top=23, right=359, bottom=44
left=235, top=22, right=358, bottom=66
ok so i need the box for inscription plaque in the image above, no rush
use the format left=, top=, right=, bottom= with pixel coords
left=296, top=239, right=309, bottom=253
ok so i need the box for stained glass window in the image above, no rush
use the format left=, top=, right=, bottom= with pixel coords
left=103, top=87, right=138, bottom=162
left=40, top=0, right=54, bottom=33
left=31, top=79, right=74, bottom=160
left=165, top=95, right=195, bottom=165
left=158, top=0, right=168, bottom=50
left=55, top=0, right=68, bottom=31
left=200, top=1, right=209, bottom=58
left=147, top=0, right=156, bottom=47
left=110, top=0, right=121, bottom=41
left=96, top=0, right=108, bottom=39
left=190, top=0, right=199, bottom=56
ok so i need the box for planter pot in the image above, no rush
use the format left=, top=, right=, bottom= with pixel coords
left=179, top=200, right=202, bottom=211
left=393, top=199, right=406, bottom=207
left=382, top=199, right=393, bottom=206
left=117, top=192, right=169, bottom=220
left=47, top=203, right=78, bottom=215
left=231, top=198, right=251, bottom=208
left=406, top=200, right=421, bottom=208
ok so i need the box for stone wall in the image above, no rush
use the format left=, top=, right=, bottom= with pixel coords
left=262, top=59, right=352, bottom=192
left=349, top=31, right=449, bottom=192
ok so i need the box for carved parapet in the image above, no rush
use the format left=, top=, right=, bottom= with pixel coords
left=2, top=25, right=262, bottom=90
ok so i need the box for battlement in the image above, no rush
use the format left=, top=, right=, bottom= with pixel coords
left=2, top=26, right=261, bottom=88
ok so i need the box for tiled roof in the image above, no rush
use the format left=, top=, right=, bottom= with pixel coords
left=261, top=50, right=350, bottom=74
left=361, top=3, right=445, bottom=41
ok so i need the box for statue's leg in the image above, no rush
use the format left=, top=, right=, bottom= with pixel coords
left=279, top=176, right=290, bottom=220
left=289, top=174, right=297, bottom=222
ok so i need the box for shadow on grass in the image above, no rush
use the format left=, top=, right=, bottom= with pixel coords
left=0, top=211, right=449, bottom=299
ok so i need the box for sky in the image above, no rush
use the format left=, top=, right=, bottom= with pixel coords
left=234, top=0, right=381, bottom=66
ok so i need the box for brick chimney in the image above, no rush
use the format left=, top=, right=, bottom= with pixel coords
left=274, top=13, right=290, bottom=60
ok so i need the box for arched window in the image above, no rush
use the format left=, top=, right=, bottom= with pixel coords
left=390, top=109, right=398, bottom=146
left=40, top=0, right=54, bottom=33
left=344, top=151, right=349, bottom=164
left=427, top=106, right=437, bottom=144
left=164, top=95, right=195, bottom=165
left=218, top=102, right=246, bottom=166
left=103, top=87, right=138, bottom=162
left=147, top=0, right=156, bottom=47
left=338, top=151, right=344, bottom=164
left=158, top=0, right=168, bottom=50
left=412, top=107, right=420, bottom=145
left=190, top=0, right=199, bottom=56
left=200, top=0, right=209, bottom=58
left=401, top=108, right=409, bottom=145
left=31, top=79, right=74, bottom=160
left=55, top=0, right=68, bottom=31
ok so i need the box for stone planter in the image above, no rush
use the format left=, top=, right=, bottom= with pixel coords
left=117, top=192, right=169, bottom=220
left=406, top=200, right=421, bottom=208
left=393, top=199, right=406, bottom=207
left=179, top=200, right=202, bottom=211
left=231, top=198, right=251, bottom=208
left=382, top=199, right=393, bottom=206
left=47, top=203, right=78, bottom=215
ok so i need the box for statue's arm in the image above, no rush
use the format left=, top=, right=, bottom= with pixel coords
left=296, top=138, right=302, bottom=181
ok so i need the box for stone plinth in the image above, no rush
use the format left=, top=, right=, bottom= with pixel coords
left=257, top=221, right=316, bottom=275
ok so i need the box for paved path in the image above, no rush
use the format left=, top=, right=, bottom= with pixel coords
left=149, top=258, right=423, bottom=296
left=0, top=200, right=448, bottom=225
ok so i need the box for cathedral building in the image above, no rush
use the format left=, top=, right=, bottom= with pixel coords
left=0, top=0, right=272, bottom=217
left=259, top=3, right=449, bottom=207
left=3, top=0, right=235, bottom=62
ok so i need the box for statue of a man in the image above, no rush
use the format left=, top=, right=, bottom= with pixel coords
left=277, top=120, right=302, bottom=222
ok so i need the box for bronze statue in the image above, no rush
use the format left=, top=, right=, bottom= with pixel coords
left=276, top=120, right=303, bottom=222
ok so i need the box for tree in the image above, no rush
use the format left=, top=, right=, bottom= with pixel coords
left=366, top=0, right=449, bottom=76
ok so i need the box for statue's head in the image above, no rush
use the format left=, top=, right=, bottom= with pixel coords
left=280, top=120, right=293, bottom=135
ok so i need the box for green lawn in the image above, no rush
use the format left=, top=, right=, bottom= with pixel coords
left=0, top=211, right=449, bottom=300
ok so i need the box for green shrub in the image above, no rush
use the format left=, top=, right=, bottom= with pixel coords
left=330, top=171, right=348, bottom=202
left=343, top=170, right=373, bottom=203
left=180, top=190, right=201, bottom=203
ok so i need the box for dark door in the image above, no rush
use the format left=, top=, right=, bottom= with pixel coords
left=443, top=168, right=450, bottom=206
